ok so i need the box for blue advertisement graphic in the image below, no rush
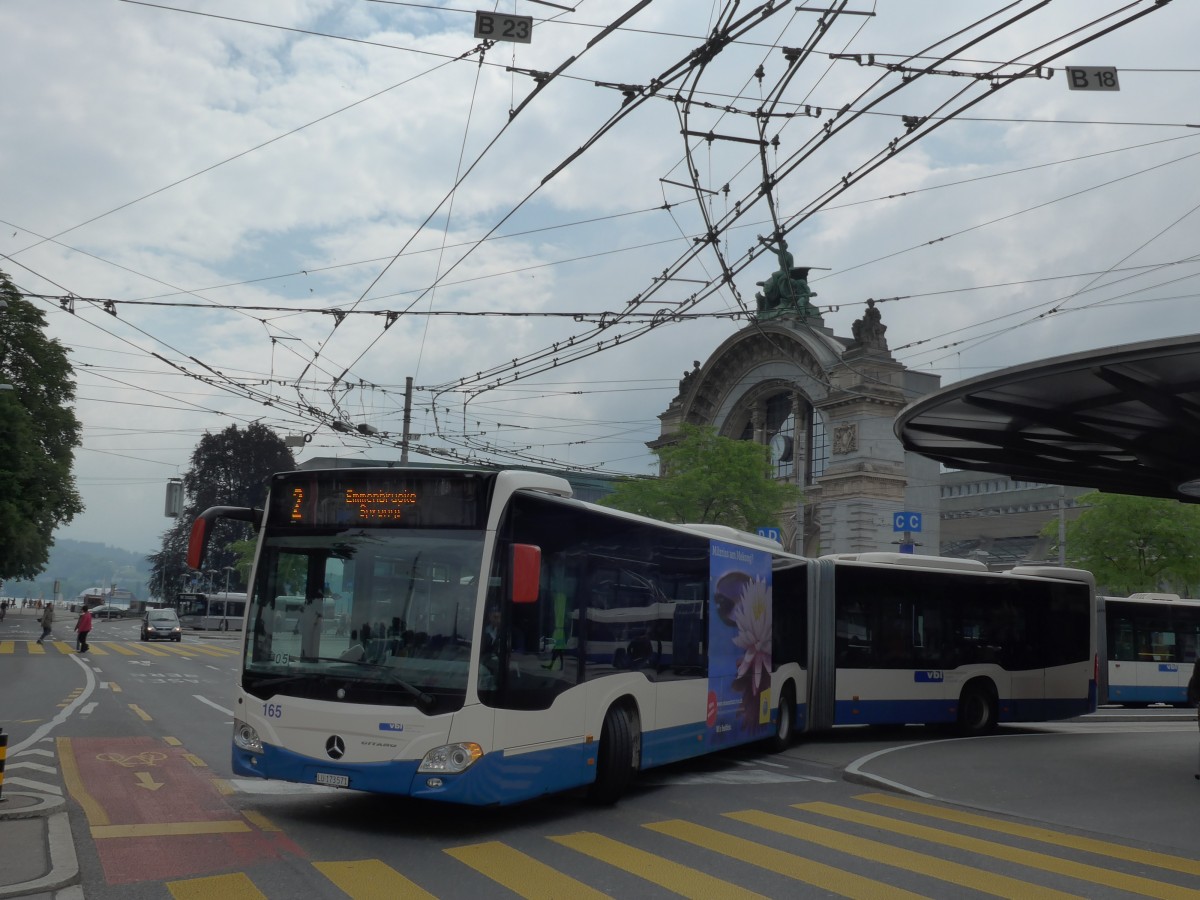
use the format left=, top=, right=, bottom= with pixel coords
left=707, top=540, right=773, bottom=747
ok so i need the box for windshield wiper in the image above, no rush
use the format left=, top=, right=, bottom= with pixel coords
left=301, top=656, right=436, bottom=712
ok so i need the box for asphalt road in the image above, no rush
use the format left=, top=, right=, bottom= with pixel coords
left=3, top=605, right=1198, bottom=899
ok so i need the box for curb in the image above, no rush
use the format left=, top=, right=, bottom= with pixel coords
left=0, top=793, right=80, bottom=899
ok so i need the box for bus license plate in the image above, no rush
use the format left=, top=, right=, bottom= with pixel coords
left=316, top=772, right=349, bottom=787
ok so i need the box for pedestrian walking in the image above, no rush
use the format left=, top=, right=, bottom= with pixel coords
left=75, top=607, right=93, bottom=654
left=1, top=599, right=7, bottom=621
left=36, top=602, right=56, bottom=644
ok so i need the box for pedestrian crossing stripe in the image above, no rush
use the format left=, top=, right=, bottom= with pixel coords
left=550, top=832, right=767, bottom=899
left=313, top=859, right=437, bottom=900
left=160, top=793, right=1200, bottom=900
left=645, top=818, right=927, bottom=899
left=799, top=799, right=1200, bottom=898
left=0, top=640, right=241, bottom=657
left=856, top=792, right=1200, bottom=877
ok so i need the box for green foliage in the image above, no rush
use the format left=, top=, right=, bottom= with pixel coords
left=148, top=424, right=294, bottom=598
left=1045, top=491, right=1200, bottom=595
left=599, top=423, right=802, bottom=531
left=0, top=272, right=84, bottom=580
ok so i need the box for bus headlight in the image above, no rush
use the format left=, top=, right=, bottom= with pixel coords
left=233, top=718, right=263, bottom=754
left=417, top=742, right=483, bottom=774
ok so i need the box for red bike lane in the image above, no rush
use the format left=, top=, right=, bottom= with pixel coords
left=60, top=735, right=306, bottom=884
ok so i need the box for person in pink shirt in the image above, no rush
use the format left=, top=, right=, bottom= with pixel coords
left=75, top=607, right=93, bottom=654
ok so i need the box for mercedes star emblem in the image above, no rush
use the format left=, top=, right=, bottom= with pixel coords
left=325, top=735, right=346, bottom=760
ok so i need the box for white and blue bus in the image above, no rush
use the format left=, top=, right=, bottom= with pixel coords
left=188, top=467, right=1096, bottom=806
left=1098, top=593, right=1200, bottom=706
left=175, top=591, right=248, bottom=631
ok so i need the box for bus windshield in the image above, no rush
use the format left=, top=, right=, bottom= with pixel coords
left=244, top=528, right=485, bottom=713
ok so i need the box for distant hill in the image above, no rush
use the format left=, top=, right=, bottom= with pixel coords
left=2, top=538, right=152, bottom=602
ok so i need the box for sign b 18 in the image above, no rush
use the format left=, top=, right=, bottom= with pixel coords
left=1065, top=67, right=1119, bottom=91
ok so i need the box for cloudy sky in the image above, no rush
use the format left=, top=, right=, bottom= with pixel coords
left=2, top=0, right=1197, bottom=556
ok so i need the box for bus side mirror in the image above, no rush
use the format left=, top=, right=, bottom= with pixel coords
left=187, top=517, right=211, bottom=570
left=511, top=544, right=541, bottom=604
left=187, top=505, right=261, bottom=569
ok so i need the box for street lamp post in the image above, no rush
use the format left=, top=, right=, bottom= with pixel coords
left=223, top=566, right=236, bottom=595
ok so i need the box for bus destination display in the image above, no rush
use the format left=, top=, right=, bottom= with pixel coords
left=275, top=472, right=489, bottom=528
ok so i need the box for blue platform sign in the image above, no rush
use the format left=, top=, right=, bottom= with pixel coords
left=893, top=511, right=922, bottom=533
left=756, top=526, right=782, bottom=543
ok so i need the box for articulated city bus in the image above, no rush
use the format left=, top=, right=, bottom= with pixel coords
left=1098, top=593, right=1200, bottom=705
left=189, top=467, right=1096, bottom=806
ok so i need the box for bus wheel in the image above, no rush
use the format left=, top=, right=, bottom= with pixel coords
left=766, top=684, right=795, bottom=752
left=957, top=682, right=998, bottom=736
left=588, top=704, right=638, bottom=805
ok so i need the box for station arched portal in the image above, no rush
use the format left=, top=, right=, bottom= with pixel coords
left=652, top=310, right=942, bottom=556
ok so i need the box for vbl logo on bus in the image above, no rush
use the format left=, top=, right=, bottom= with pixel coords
left=914, top=670, right=944, bottom=683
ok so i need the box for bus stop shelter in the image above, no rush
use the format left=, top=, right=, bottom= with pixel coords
left=893, top=334, right=1200, bottom=502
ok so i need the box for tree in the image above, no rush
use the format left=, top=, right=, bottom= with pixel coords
left=599, top=423, right=802, bottom=530
left=0, top=271, right=84, bottom=580
left=148, top=423, right=294, bottom=598
left=1045, top=491, right=1200, bottom=595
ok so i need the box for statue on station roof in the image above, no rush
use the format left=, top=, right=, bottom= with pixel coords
left=849, top=297, right=888, bottom=351
left=753, top=234, right=820, bottom=322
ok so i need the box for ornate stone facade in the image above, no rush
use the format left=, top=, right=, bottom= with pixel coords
left=653, top=302, right=941, bottom=555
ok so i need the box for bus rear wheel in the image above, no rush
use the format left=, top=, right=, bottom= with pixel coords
left=766, top=684, right=796, bottom=752
left=957, top=682, right=998, bottom=736
left=588, top=704, right=638, bottom=805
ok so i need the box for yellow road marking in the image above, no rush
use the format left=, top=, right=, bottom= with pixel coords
left=103, top=643, right=138, bottom=656
left=164, top=736, right=183, bottom=746
left=800, top=801, right=1200, bottom=900
left=645, top=819, right=924, bottom=900
left=167, top=872, right=268, bottom=900
left=109, top=682, right=123, bottom=693
left=180, top=644, right=233, bottom=657
left=57, top=737, right=110, bottom=827
left=242, top=810, right=280, bottom=832
left=93, top=820, right=251, bottom=839
left=0, top=641, right=14, bottom=654
left=446, top=841, right=611, bottom=900
left=156, top=645, right=200, bottom=657
left=28, top=642, right=46, bottom=655
left=212, top=778, right=235, bottom=796
left=82, top=644, right=108, bottom=655
left=551, top=831, right=767, bottom=899
left=51, top=641, right=74, bottom=654
left=858, top=793, right=1200, bottom=878
left=128, top=643, right=170, bottom=657
left=129, top=704, right=153, bottom=722
left=314, top=860, right=437, bottom=900
left=183, top=753, right=207, bottom=767
left=730, top=809, right=1079, bottom=900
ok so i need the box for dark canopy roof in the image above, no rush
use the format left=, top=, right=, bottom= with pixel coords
left=894, top=335, right=1200, bottom=503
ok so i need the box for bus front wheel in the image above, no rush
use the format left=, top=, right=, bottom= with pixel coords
left=956, top=682, right=998, bottom=736
left=588, top=704, right=639, bottom=805
left=766, top=683, right=796, bottom=752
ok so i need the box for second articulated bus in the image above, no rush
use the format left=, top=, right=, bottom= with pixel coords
left=189, top=467, right=1097, bottom=806
left=1098, top=593, right=1200, bottom=706
left=176, top=591, right=248, bottom=631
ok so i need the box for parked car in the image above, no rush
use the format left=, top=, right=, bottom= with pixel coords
left=89, top=605, right=127, bottom=620
left=141, top=608, right=182, bottom=642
